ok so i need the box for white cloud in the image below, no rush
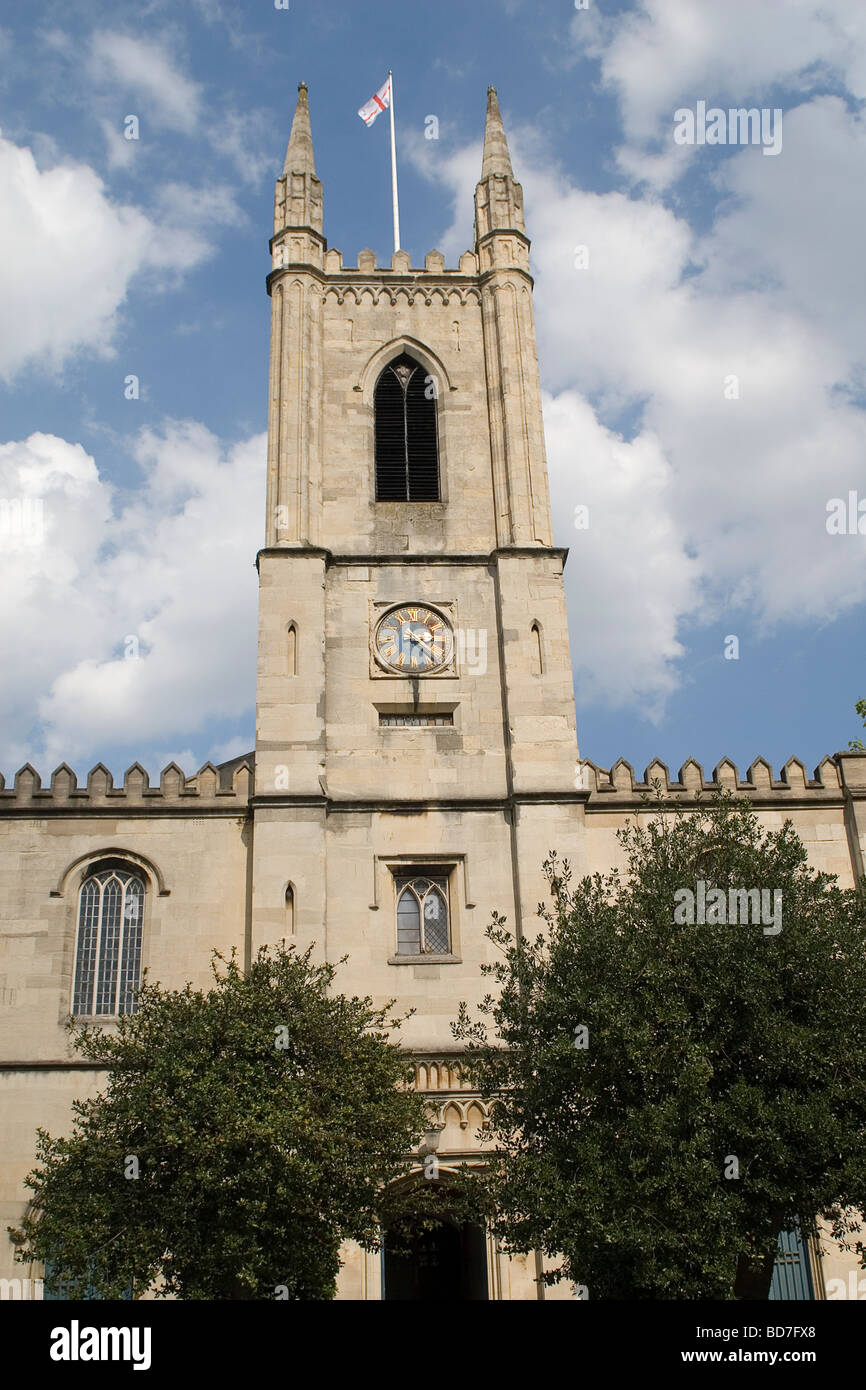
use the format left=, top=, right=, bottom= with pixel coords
left=0, top=426, right=263, bottom=775
left=208, top=109, right=275, bottom=186
left=583, top=0, right=866, bottom=159
left=0, top=137, right=153, bottom=380
left=89, top=31, right=202, bottom=133
left=85, top=29, right=272, bottom=185
left=544, top=392, right=700, bottom=713
left=98, top=116, right=138, bottom=170
left=699, top=97, right=866, bottom=368
left=0, top=133, right=241, bottom=380
left=409, top=40, right=866, bottom=711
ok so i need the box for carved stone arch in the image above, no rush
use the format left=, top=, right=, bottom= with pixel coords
left=357, top=336, right=454, bottom=403
left=448, top=1099, right=470, bottom=1130
left=52, top=848, right=170, bottom=899
left=360, top=338, right=453, bottom=506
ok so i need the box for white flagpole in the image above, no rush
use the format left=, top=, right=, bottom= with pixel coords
left=388, top=70, right=401, bottom=253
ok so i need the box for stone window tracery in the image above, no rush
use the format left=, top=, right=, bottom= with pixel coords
left=395, top=873, right=451, bottom=955
left=72, top=864, right=144, bottom=1016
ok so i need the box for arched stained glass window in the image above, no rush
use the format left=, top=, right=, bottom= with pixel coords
left=395, top=874, right=450, bottom=955
left=374, top=353, right=440, bottom=501
left=72, top=866, right=144, bottom=1016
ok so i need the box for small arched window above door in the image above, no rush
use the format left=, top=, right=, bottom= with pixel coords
left=374, top=353, right=440, bottom=501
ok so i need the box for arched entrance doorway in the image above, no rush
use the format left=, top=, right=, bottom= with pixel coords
left=383, top=1219, right=489, bottom=1300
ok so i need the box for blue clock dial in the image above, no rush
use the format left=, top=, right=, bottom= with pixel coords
left=375, top=606, right=454, bottom=673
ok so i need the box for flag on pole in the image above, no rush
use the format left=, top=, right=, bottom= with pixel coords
left=358, top=75, right=392, bottom=127
left=357, top=71, right=401, bottom=252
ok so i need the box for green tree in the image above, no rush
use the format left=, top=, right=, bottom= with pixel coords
left=455, top=792, right=866, bottom=1300
left=847, top=697, right=866, bottom=750
left=13, top=945, right=429, bottom=1299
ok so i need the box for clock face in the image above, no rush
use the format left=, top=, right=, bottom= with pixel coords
left=374, top=605, right=454, bottom=674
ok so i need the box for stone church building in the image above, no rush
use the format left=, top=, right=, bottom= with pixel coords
left=1, top=85, right=864, bottom=1301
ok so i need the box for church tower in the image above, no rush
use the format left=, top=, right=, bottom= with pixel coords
left=251, top=83, right=581, bottom=1059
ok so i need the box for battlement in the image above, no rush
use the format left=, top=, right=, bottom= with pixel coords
left=579, top=751, right=866, bottom=806
left=0, top=758, right=253, bottom=814
left=267, top=241, right=488, bottom=307
left=323, top=247, right=478, bottom=277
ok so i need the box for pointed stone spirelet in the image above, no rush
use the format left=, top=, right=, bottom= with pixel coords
left=481, top=85, right=516, bottom=180
left=474, top=85, right=526, bottom=246
left=275, top=81, right=323, bottom=237
left=283, top=81, right=317, bottom=176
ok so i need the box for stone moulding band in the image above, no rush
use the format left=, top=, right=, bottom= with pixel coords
left=254, top=546, right=571, bottom=571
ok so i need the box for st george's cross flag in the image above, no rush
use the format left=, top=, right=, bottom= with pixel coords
left=358, top=75, right=392, bottom=127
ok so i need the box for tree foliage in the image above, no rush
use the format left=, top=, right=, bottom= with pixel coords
left=455, top=792, right=866, bottom=1299
left=13, top=945, right=430, bottom=1299
left=847, top=697, right=866, bottom=750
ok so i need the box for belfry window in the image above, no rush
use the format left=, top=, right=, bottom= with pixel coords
left=72, top=864, right=144, bottom=1016
left=395, top=873, right=450, bottom=955
left=374, top=353, right=440, bottom=501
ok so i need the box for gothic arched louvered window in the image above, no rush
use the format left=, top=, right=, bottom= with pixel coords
left=72, top=865, right=144, bottom=1016
left=374, top=353, right=440, bottom=501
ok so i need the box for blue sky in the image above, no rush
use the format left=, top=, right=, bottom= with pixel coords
left=0, top=0, right=864, bottom=783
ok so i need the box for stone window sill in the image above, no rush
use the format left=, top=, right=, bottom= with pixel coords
left=388, top=953, right=461, bottom=966
left=67, top=1014, right=126, bottom=1024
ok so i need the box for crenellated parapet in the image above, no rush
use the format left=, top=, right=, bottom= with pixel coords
left=270, top=244, right=483, bottom=303
left=577, top=751, right=866, bottom=809
left=0, top=758, right=253, bottom=815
